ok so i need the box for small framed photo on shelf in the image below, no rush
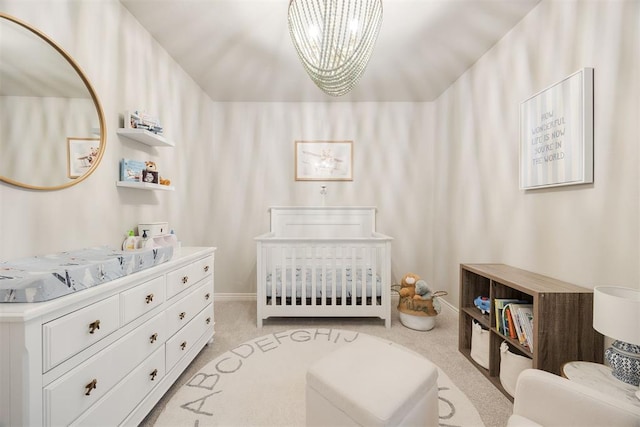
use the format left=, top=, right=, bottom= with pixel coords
left=67, top=137, right=100, bottom=179
left=142, top=170, right=159, bottom=184
left=295, top=140, right=353, bottom=181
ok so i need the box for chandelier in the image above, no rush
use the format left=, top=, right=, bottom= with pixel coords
left=288, top=0, right=383, bottom=97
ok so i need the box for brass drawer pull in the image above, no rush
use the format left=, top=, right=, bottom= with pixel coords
left=179, top=312, right=186, bottom=320
left=85, top=379, right=97, bottom=396
left=182, top=276, right=189, bottom=284
left=206, top=317, right=211, bottom=325
left=205, top=293, right=210, bottom=300
left=150, top=333, right=158, bottom=344
left=145, top=293, right=154, bottom=304
left=204, top=265, right=210, bottom=273
left=89, top=320, right=101, bottom=334
left=180, top=341, right=187, bottom=351
left=150, top=369, right=158, bottom=381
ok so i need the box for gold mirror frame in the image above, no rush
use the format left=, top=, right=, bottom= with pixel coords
left=0, top=13, right=106, bottom=191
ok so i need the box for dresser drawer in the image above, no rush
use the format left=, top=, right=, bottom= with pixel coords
left=43, top=311, right=166, bottom=426
left=166, top=255, right=214, bottom=299
left=166, top=278, right=213, bottom=338
left=70, top=346, right=166, bottom=426
left=120, top=275, right=165, bottom=325
left=166, top=304, right=213, bottom=371
left=43, top=295, right=120, bottom=372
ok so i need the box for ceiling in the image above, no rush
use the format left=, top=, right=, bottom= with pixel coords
left=120, top=0, right=540, bottom=102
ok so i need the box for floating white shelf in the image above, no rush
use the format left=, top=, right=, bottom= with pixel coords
left=116, top=181, right=174, bottom=191
left=117, top=128, right=175, bottom=147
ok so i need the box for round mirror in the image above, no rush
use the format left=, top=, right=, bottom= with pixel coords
left=0, top=13, right=106, bottom=190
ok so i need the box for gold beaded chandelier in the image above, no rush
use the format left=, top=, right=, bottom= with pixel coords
left=288, top=0, right=383, bottom=97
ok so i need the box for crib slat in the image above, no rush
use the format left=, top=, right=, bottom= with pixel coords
left=270, top=245, right=277, bottom=306
left=350, top=246, right=357, bottom=306
left=340, top=246, right=347, bottom=304
left=321, top=246, right=327, bottom=307
left=291, top=246, right=297, bottom=305
left=360, top=246, right=367, bottom=305
left=301, top=245, right=307, bottom=306
left=311, top=245, right=317, bottom=306
left=371, top=246, right=377, bottom=305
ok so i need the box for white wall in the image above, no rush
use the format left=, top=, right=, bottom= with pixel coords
left=0, top=1, right=435, bottom=297
left=430, top=0, right=640, bottom=305
left=1, top=0, right=637, bottom=307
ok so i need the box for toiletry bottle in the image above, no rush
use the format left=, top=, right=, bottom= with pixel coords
left=122, top=230, right=136, bottom=251
left=138, top=229, right=149, bottom=249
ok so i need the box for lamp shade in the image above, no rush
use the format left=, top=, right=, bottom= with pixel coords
left=593, top=286, right=640, bottom=345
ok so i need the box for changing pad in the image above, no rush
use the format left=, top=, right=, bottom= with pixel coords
left=0, top=246, right=173, bottom=303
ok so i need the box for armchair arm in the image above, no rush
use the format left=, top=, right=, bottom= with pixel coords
left=508, top=369, right=640, bottom=427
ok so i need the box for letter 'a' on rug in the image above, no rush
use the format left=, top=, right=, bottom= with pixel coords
left=157, top=329, right=485, bottom=426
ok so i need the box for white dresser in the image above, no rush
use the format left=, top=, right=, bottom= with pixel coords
left=0, top=246, right=215, bottom=426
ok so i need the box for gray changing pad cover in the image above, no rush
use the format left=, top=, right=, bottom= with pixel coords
left=0, top=246, right=173, bottom=303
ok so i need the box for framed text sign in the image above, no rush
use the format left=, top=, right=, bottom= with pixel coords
left=519, top=68, right=594, bottom=189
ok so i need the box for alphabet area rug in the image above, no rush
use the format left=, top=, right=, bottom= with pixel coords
left=156, top=329, right=485, bottom=426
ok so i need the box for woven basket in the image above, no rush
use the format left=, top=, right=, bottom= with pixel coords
left=397, top=291, right=448, bottom=317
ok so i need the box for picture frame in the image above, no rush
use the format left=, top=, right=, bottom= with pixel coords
left=295, top=140, right=353, bottom=181
left=67, top=137, right=101, bottom=179
left=519, top=68, right=594, bottom=190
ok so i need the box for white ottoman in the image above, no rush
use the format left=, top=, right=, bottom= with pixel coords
left=306, top=337, right=439, bottom=426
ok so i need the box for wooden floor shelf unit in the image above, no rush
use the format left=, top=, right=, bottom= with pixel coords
left=458, top=263, right=603, bottom=400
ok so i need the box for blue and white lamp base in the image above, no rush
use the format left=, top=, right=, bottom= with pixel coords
left=605, top=340, right=640, bottom=387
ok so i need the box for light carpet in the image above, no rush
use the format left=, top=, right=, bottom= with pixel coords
left=156, top=328, right=485, bottom=426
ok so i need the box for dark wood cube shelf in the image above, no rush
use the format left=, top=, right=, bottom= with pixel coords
left=458, top=263, right=603, bottom=400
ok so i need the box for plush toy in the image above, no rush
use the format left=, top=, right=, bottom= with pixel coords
left=474, top=296, right=490, bottom=314
left=398, top=273, right=420, bottom=299
left=142, top=161, right=159, bottom=184
left=159, top=176, right=171, bottom=186
left=413, top=279, right=432, bottom=300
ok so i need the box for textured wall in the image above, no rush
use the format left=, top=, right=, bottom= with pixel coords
left=1, top=0, right=637, bottom=306
left=431, top=0, right=640, bottom=305
left=0, top=1, right=435, bottom=297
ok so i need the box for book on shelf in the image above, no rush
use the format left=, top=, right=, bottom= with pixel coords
left=503, top=306, right=517, bottom=339
left=516, top=305, right=534, bottom=351
left=507, top=303, right=534, bottom=351
left=494, top=299, right=527, bottom=335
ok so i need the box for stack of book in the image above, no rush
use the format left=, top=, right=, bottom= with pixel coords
left=494, top=299, right=534, bottom=351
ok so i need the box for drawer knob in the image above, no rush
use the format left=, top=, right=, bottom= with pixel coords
left=180, top=341, right=187, bottom=351
left=205, top=293, right=210, bottom=300
left=204, top=265, right=210, bottom=273
left=88, top=320, right=101, bottom=334
left=85, top=379, right=97, bottom=396
left=150, top=333, right=158, bottom=344
left=206, top=317, right=211, bottom=325
left=145, top=293, right=154, bottom=304
left=182, top=276, right=189, bottom=284
left=179, top=312, right=186, bottom=320
left=150, top=369, right=158, bottom=381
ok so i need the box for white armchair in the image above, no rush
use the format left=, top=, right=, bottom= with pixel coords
left=507, top=369, right=640, bottom=427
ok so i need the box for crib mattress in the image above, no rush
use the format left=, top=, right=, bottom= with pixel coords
left=265, top=267, right=381, bottom=298
left=0, top=246, right=173, bottom=303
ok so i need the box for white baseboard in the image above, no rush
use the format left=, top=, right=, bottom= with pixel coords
left=215, top=293, right=256, bottom=302
left=214, top=292, right=459, bottom=314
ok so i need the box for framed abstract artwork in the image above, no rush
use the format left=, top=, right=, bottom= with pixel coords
left=67, top=137, right=100, bottom=178
left=295, top=140, right=353, bottom=181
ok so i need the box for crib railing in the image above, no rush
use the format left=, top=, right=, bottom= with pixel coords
left=255, top=233, right=392, bottom=328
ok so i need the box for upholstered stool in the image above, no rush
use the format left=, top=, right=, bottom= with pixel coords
left=306, top=336, right=439, bottom=426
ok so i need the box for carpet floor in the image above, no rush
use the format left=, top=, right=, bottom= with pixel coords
left=141, top=300, right=512, bottom=426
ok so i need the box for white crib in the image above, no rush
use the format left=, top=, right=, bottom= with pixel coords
left=255, top=207, right=393, bottom=328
